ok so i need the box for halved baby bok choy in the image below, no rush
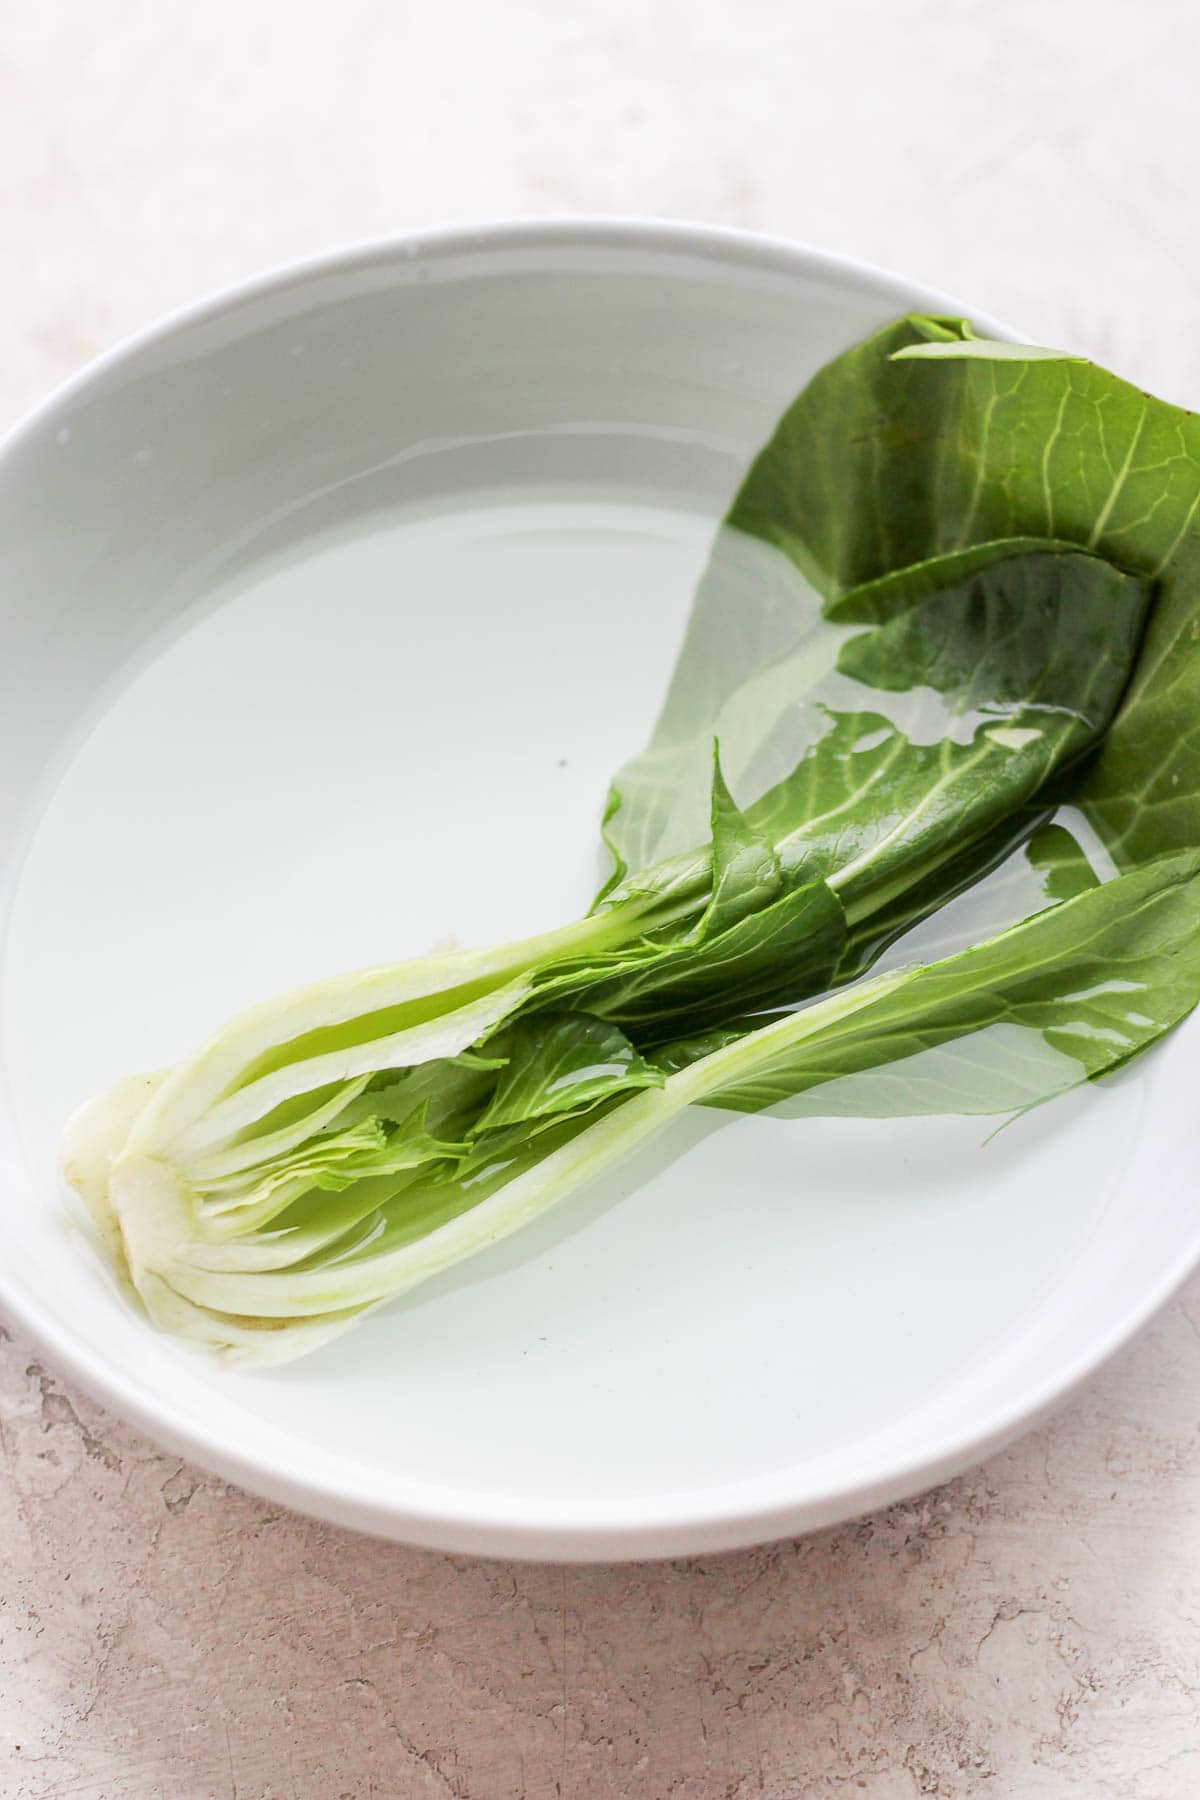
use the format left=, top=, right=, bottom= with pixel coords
left=63, top=314, right=1200, bottom=1361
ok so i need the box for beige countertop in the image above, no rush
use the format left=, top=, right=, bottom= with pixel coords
left=4, top=3, right=1200, bottom=1794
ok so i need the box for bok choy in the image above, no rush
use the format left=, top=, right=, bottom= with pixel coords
left=63, top=315, right=1200, bottom=1363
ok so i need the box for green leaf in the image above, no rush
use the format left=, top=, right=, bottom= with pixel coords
left=747, top=546, right=1146, bottom=919
left=1023, top=821, right=1103, bottom=905
left=703, top=746, right=783, bottom=934
left=726, top=314, right=980, bottom=597
left=474, top=1012, right=664, bottom=1132
left=539, top=872, right=848, bottom=1039
left=880, top=333, right=1200, bottom=869
left=691, top=848, right=1200, bottom=1114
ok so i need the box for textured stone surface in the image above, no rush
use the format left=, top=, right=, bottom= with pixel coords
left=6, top=1304, right=1200, bottom=1798
left=5, top=3, right=1200, bottom=1795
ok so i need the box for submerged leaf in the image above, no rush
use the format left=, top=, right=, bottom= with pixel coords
left=703, top=748, right=784, bottom=932
left=474, top=1012, right=664, bottom=1132
left=886, top=332, right=1200, bottom=868
left=692, top=849, right=1200, bottom=1114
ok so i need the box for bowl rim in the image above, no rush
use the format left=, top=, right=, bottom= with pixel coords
left=0, top=214, right=1015, bottom=466
left=8, top=214, right=1187, bottom=1563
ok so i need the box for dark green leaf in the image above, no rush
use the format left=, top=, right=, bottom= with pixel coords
left=693, top=849, right=1200, bottom=1115
left=885, top=332, right=1200, bottom=869
left=474, top=1011, right=663, bottom=1132
left=541, top=871, right=847, bottom=1039
left=703, top=747, right=783, bottom=933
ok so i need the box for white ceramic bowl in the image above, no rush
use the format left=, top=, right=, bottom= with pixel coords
left=2, top=220, right=1198, bottom=1560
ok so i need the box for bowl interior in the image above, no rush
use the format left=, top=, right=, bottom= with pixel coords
left=2, top=225, right=1196, bottom=1557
